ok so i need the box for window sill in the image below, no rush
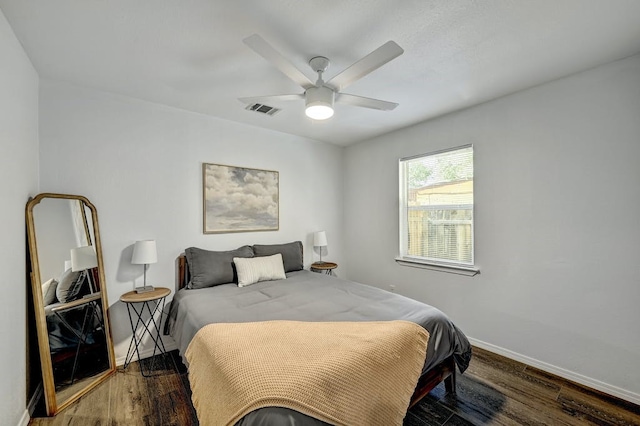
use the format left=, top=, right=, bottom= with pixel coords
left=395, top=257, right=479, bottom=276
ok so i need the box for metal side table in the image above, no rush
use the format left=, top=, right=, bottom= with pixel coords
left=120, top=287, right=172, bottom=376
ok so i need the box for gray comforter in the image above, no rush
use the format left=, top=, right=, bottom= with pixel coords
left=166, top=270, right=471, bottom=374
left=166, top=270, right=471, bottom=425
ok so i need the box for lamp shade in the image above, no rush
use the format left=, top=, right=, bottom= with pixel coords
left=132, top=240, right=157, bottom=265
left=70, top=246, right=98, bottom=272
left=313, top=231, right=328, bottom=247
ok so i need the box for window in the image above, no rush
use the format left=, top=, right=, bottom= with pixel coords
left=398, top=145, right=475, bottom=271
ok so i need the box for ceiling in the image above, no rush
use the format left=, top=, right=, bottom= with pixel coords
left=2, top=1, right=640, bottom=146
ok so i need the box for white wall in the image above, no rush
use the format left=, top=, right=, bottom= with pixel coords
left=344, top=54, right=640, bottom=402
left=39, top=81, right=344, bottom=361
left=0, top=7, right=39, bottom=426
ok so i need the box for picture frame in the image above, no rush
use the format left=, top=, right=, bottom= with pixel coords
left=202, top=163, right=279, bottom=234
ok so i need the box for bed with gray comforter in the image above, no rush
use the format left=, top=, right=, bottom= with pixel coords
left=166, top=268, right=471, bottom=426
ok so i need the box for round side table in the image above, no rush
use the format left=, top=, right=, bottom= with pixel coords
left=311, top=261, right=338, bottom=275
left=120, top=287, right=171, bottom=376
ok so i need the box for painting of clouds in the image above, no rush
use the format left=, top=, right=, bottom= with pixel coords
left=203, top=163, right=279, bottom=233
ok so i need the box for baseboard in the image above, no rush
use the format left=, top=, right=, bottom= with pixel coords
left=115, top=340, right=178, bottom=366
left=17, top=409, right=30, bottom=426
left=468, top=337, right=640, bottom=406
left=19, top=381, right=44, bottom=426
left=27, top=382, right=44, bottom=415
left=27, top=382, right=43, bottom=416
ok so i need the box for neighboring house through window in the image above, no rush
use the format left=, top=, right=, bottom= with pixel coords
left=398, top=145, right=475, bottom=272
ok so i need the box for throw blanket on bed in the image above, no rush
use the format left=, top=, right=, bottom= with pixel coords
left=185, top=320, right=429, bottom=426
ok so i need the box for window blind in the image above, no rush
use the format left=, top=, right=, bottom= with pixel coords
left=399, top=145, right=474, bottom=266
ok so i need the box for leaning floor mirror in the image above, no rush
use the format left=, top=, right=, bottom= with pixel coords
left=26, top=193, right=115, bottom=416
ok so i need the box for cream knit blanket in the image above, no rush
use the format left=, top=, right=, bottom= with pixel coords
left=185, top=320, right=429, bottom=426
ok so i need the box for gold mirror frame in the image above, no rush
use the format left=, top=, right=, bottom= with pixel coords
left=26, top=193, right=115, bottom=415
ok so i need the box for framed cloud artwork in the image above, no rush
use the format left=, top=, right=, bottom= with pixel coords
left=203, top=163, right=279, bottom=234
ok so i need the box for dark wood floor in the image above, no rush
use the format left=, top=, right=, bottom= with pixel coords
left=29, top=347, right=640, bottom=426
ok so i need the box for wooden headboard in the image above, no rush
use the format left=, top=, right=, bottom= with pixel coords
left=177, top=254, right=189, bottom=290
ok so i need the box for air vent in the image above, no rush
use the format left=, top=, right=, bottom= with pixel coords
left=246, top=103, right=280, bottom=116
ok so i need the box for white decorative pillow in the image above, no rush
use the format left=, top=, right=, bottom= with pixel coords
left=41, top=278, right=58, bottom=305
left=234, top=253, right=286, bottom=287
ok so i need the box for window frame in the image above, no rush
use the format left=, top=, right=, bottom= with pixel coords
left=397, top=144, right=479, bottom=276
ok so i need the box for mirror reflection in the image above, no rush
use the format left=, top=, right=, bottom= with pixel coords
left=27, top=193, right=115, bottom=415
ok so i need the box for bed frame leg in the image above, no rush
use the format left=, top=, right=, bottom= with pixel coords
left=444, top=366, right=457, bottom=395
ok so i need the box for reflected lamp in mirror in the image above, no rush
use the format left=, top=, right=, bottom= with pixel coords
left=313, top=231, right=328, bottom=264
left=71, top=245, right=98, bottom=293
left=132, top=240, right=157, bottom=293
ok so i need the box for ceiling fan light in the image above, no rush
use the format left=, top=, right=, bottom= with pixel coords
left=306, top=105, right=334, bottom=120
left=305, top=86, right=334, bottom=120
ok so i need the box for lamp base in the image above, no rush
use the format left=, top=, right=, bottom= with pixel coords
left=135, top=285, right=155, bottom=294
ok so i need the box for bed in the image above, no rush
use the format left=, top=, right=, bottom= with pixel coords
left=165, top=242, right=472, bottom=426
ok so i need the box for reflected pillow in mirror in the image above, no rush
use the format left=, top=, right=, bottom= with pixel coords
left=41, top=278, right=58, bottom=305
left=56, top=269, right=85, bottom=303
left=234, top=253, right=286, bottom=287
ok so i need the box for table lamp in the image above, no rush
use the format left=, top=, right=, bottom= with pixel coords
left=71, top=245, right=98, bottom=293
left=132, top=240, right=157, bottom=293
left=313, top=231, right=328, bottom=264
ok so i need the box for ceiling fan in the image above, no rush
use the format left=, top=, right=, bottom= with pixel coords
left=239, top=34, right=404, bottom=120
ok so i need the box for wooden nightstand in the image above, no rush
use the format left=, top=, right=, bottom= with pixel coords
left=311, top=261, right=337, bottom=275
left=120, top=287, right=172, bottom=376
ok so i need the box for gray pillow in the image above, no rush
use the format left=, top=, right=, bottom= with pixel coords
left=252, top=241, right=303, bottom=273
left=56, top=269, right=85, bottom=303
left=185, top=246, right=254, bottom=289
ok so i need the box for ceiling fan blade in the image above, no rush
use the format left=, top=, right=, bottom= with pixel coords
left=336, top=93, right=398, bottom=111
left=238, top=94, right=305, bottom=104
left=243, top=34, right=315, bottom=90
left=327, top=41, right=404, bottom=91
